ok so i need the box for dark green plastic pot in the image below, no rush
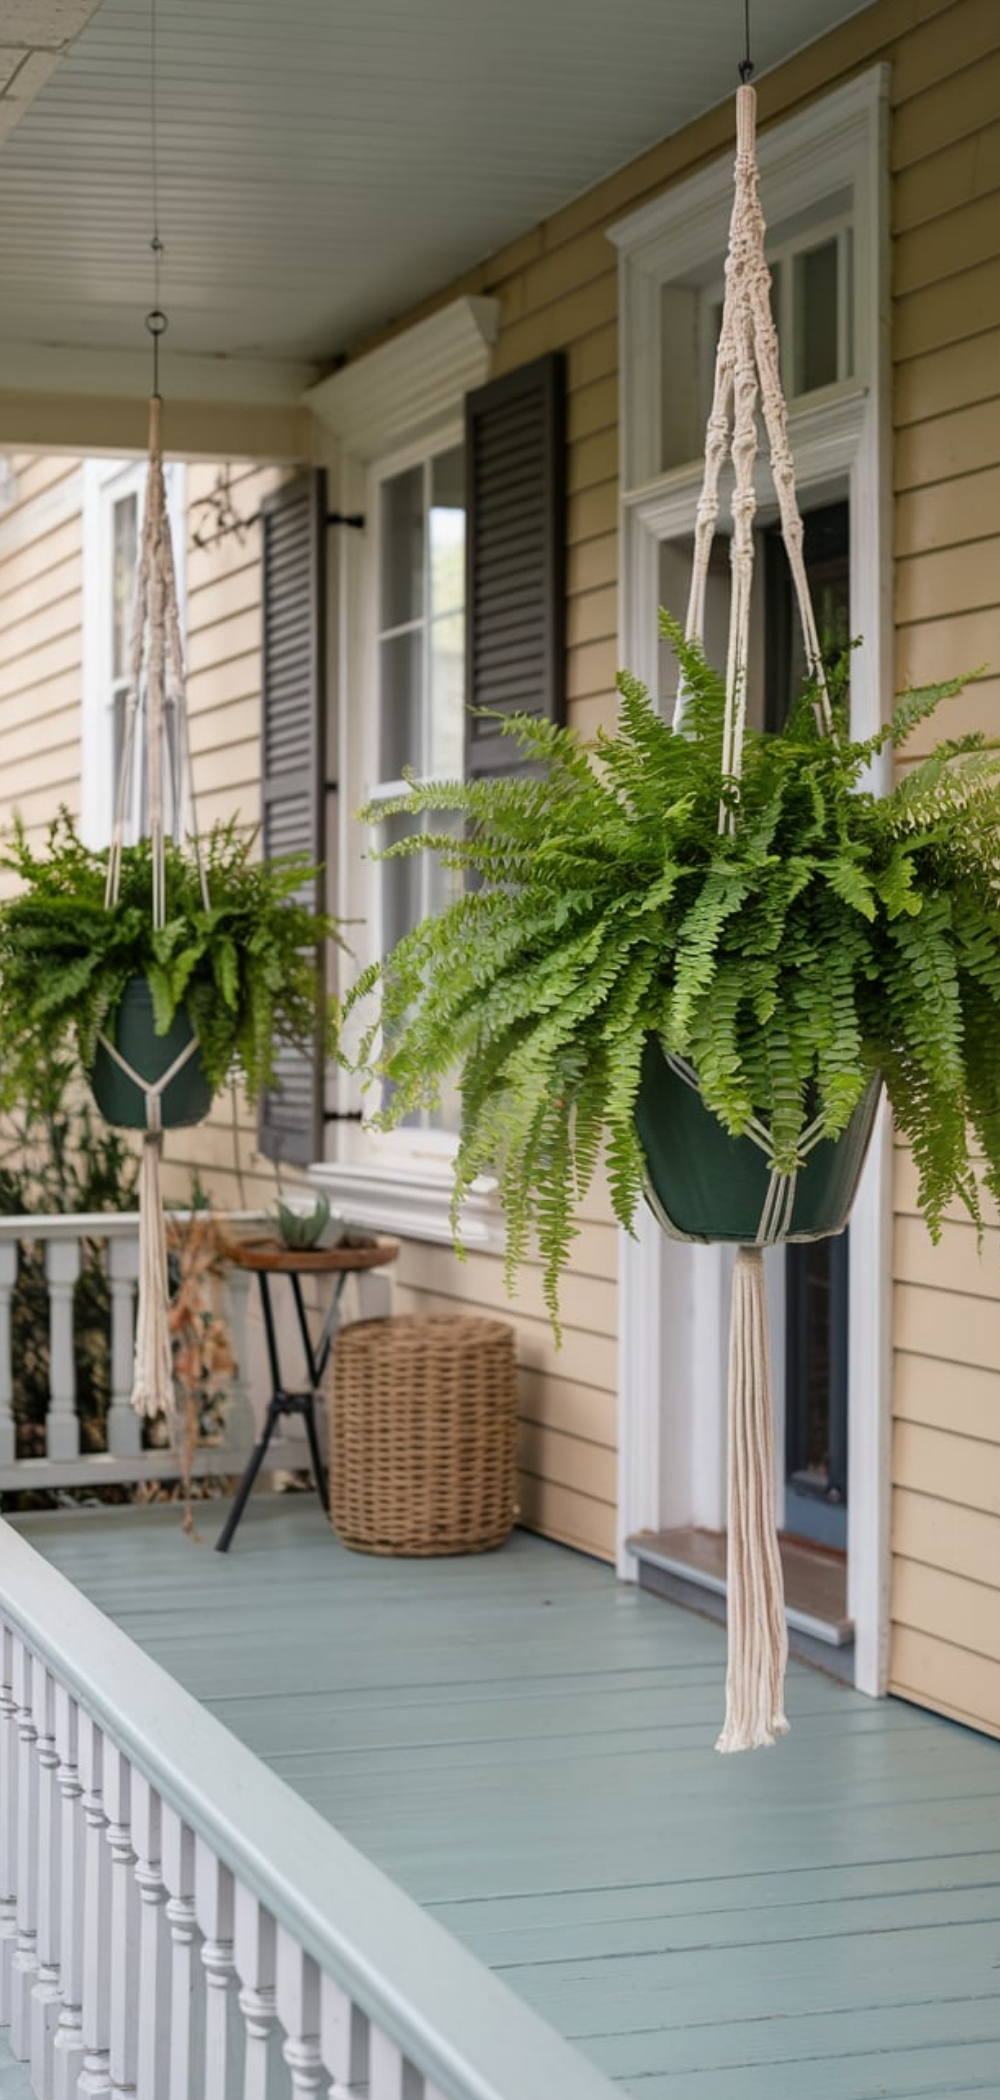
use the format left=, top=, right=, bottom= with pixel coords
left=89, top=977, right=214, bottom=1131
left=634, top=1036, right=881, bottom=1245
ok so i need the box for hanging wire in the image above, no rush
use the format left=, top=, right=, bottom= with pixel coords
left=738, top=0, right=754, bottom=83
left=145, top=0, right=167, bottom=394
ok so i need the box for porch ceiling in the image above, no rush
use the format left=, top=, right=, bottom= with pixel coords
left=0, top=0, right=871, bottom=386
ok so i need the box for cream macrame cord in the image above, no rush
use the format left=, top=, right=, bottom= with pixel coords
left=669, top=83, right=841, bottom=1753
left=105, top=394, right=211, bottom=1424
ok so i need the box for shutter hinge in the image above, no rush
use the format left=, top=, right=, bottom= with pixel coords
left=326, top=511, right=365, bottom=531
left=323, top=1108, right=364, bottom=1123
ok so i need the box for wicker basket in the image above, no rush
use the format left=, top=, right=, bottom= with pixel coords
left=329, top=1312, right=519, bottom=1556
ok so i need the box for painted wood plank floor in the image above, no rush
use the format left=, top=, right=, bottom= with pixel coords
left=13, top=1496, right=1000, bottom=2100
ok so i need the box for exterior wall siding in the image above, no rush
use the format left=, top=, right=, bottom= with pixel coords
left=0, top=455, right=83, bottom=868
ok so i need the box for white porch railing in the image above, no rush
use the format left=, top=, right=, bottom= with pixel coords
left=0, top=1212, right=263, bottom=1494
left=0, top=1519, right=619, bottom=2100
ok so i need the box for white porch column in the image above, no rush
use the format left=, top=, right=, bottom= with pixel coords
left=11, top=1634, right=39, bottom=2056
left=45, top=1239, right=81, bottom=1462
left=105, top=1747, right=140, bottom=2098
left=77, top=1713, right=112, bottom=2096
left=133, top=1776, right=171, bottom=2100
left=162, top=1809, right=205, bottom=2100
left=106, top=1237, right=141, bottom=1460
left=0, top=1242, right=18, bottom=1467
left=0, top=1624, right=19, bottom=2022
left=52, top=1687, right=85, bottom=2100
left=30, top=1660, right=62, bottom=2098
left=196, top=1842, right=243, bottom=2094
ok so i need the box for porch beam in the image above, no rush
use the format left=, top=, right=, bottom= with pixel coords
left=0, top=346, right=320, bottom=462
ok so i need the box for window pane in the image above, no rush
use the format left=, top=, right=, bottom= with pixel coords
left=793, top=239, right=839, bottom=395
left=430, top=447, right=465, bottom=618
left=429, top=611, right=465, bottom=776
left=379, top=630, right=423, bottom=781
left=379, top=809, right=421, bottom=960
left=112, top=493, right=138, bottom=682
left=380, top=466, right=424, bottom=630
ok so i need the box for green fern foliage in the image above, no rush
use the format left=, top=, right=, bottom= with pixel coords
left=0, top=813, right=342, bottom=1110
left=347, top=619, right=997, bottom=1322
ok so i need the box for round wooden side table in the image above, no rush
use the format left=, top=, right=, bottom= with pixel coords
left=215, top=1236, right=399, bottom=1553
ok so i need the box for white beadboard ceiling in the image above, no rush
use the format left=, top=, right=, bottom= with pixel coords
left=0, top=0, right=869, bottom=373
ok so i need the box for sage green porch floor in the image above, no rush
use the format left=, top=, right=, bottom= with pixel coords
left=14, top=1496, right=1000, bottom=2099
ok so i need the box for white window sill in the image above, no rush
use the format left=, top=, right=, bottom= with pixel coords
left=308, top=1158, right=505, bottom=1253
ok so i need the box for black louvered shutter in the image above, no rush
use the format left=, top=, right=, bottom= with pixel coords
left=465, top=353, right=566, bottom=776
left=258, top=472, right=326, bottom=1166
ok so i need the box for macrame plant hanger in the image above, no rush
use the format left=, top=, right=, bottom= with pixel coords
left=103, top=13, right=210, bottom=1426
left=677, top=43, right=835, bottom=1753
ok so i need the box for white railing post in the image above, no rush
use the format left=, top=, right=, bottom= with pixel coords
left=223, top=1265, right=256, bottom=1457
left=133, top=1776, right=171, bottom=2100
left=234, top=1885, right=284, bottom=2100
left=276, top=1929, right=324, bottom=2098
left=196, top=1841, right=243, bottom=2096
left=53, top=1685, right=85, bottom=2100
left=45, top=1238, right=82, bottom=1462
left=162, top=1808, right=205, bottom=2100
left=320, top=1976, right=368, bottom=2100
left=30, top=1659, right=62, bottom=2097
left=11, top=1633, right=39, bottom=2057
left=77, top=1713, right=112, bottom=2095
left=0, top=1242, right=18, bottom=1466
left=105, top=1746, right=140, bottom=2099
left=0, top=1623, right=18, bottom=2022
left=106, top=1237, right=141, bottom=1461
left=369, top=2030, right=411, bottom=2100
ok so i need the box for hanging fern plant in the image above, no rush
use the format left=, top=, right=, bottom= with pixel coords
left=347, top=616, right=997, bottom=1328
left=0, top=814, right=341, bottom=1114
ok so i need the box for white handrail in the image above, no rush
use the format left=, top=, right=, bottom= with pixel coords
left=0, top=1520, right=618, bottom=2100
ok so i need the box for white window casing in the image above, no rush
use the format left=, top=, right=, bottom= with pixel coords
left=307, top=297, right=504, bottom=1245
left=81, top=456, right=187, bottom=850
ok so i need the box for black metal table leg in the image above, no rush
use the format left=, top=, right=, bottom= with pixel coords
left=215, top=1394, right=285, bottom=1553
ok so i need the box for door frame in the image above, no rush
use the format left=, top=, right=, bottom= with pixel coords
left=611, top=66, right=893, bottom=1697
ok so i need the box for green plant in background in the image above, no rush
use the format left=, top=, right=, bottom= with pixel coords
left=0, top=813, right=342, bottom=1111
left=0, top=1067, right=138, bottom=1455
left=347, top=615, right=996, bottom=1325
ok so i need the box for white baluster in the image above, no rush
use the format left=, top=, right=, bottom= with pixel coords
left=11, top=1634, right=39, bottom=2057
left=77, top=1713, right=112, bottom=2096
left=106, top=1237, right=140, bottom=1460
left=30, top=1661, right=62, bottom=2097
left=276, top=1930, right=323, bottom=2098
left=195, top=1840, right=243, bottom=2096
left=234, top=1886, right=283, bottom=2100
left=46, top=1238, right=81, bottom=1462
left=161, top=1808, right=204, bottom=2100
left=52, top=1687, right=85, bottom=2100
left=320, top=1975, right=368, bottom=2100
left=0, top=1623, right=19, bottom=2023
left=0, top=1242, right=18, bottom=1467
left=132, top=1776, right=170, bottom=2100
left=105, top=1747, right=140, bottom=2097
left=369, top=2031, right=410, bottom=2100
left=223, top=1266, right=256, bottom=1458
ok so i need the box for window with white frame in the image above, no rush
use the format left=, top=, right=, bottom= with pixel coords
left=366, top=435, right=466, bottom=1130
left=81, top=456, right=186, bottom=848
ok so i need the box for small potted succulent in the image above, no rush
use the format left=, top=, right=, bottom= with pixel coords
left=347, top=618, right=997, bottom=1328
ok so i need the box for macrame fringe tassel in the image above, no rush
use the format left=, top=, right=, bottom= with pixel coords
left=131, top=1126, right=175, bottom=1421
left=716, top=1245, right=789, bottom=1753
